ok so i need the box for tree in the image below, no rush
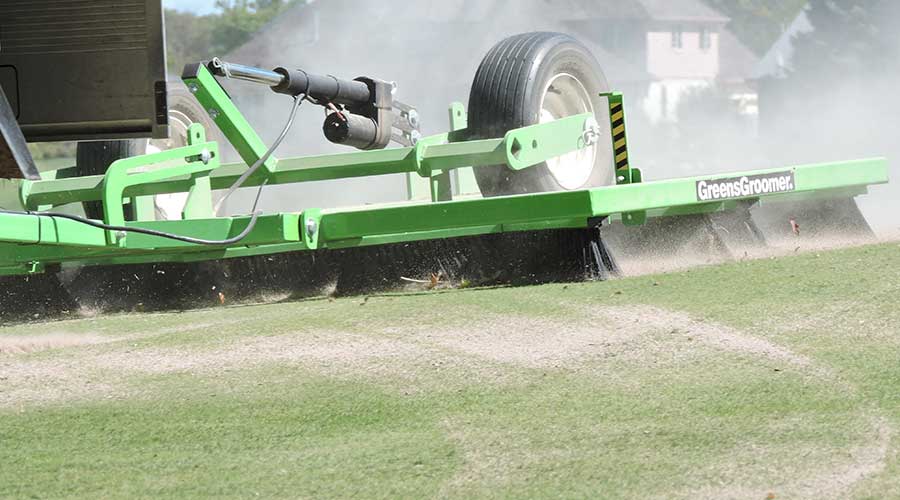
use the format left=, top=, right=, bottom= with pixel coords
left=790, top=1, right=900, bottom=83
left=703, top=0, right=808, bottom=54
left=165, top=9, right=216, bottom=73
left=761, top=1, right=900, bottom=163
left=209, top=0, right=298, bottom=55
left=164, top=0, right=302, bottom=72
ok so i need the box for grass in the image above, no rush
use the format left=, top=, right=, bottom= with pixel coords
left=1, top=242, right=899, bottom=498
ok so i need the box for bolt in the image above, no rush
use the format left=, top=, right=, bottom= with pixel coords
left=409, top=130, right=422, bottom=146
left=188, top=83, right=199, bottom=93
left=208, top=108, right=219, bottom=119
left=582, top=117, right=601, bottom=147
left=200, top=148, right=212, bottom=165
left=305, top=218, right=318, bottom=238
left=407, top=109, right=420, bottom=129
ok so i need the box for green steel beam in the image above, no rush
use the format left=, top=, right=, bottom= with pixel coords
left=101, top=130, right=220, bottom=244
left=21, top=114, right=593, bottom=210
left=0, top=213, right=300, bottom=250
left=0, top=157, right=887, bottom=275
left=182, top=64, right=278, bottom=176
left=448, top=102, right=480, bottom=196
left=588, top=159, right=885, bottom=215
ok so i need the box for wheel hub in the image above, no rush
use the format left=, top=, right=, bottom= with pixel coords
left=539, top=73, right=598, bottom=190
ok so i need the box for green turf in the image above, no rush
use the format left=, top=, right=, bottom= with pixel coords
left=1, top=242, right=899, bottom=499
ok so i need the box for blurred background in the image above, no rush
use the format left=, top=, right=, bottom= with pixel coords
left=53, top=0, right=900, bottom=233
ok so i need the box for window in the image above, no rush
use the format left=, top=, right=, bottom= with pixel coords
left=700, top=28, right=711, bottom=50
left=672, top=28, right=683, bottom=49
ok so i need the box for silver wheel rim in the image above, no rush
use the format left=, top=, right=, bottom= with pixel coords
left=150, top=109, right=193, bottom=151
left=539, top=73, right=598, bottom=190
left=147, top=109, right=193, bottom=220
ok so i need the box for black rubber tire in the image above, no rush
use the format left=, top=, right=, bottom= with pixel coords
left=468, top=32, right=613, bottom=196
left=77, top=140, right=145, bottom=220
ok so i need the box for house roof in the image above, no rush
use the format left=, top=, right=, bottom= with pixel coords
left=636, top=0, right=730, bottom=23
left=753, top=7, right=813, bottom=78
left=719, top=30, right=762, bottom=83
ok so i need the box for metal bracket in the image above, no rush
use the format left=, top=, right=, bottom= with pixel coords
left=504, top=113, right=594, bottom=171
left=101, top=125, right=220, bottom=245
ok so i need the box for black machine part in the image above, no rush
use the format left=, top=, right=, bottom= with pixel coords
left=203, top=59, right=417, bottom=150
left=271, top=66, right=372, bottom=106
left=323, top=113, right=379, bottom=150
left=0, top=0, right=168, bottom=142
left=320, top=77, right=396, bottom=150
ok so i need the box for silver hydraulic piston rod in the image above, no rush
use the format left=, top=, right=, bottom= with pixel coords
left=208, top=57, right=373, bottom=106
left=208, top=58, right=284, bottom=86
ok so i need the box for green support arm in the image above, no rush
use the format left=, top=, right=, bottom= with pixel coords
left=20, top=114, right=594, bottom=211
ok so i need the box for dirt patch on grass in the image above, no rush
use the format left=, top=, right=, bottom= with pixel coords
left=0, top=305, right=828, bottom=407
left=797, top=416, right=893, bottom=499
left=0, top=332, right=107, bottom=355
left=412, top=315, right=628, bottom=369
left=0, top=330, right=452, bottom=407
left=93, top=331, right=437, bottom=378
left=412, top=305, right=818, bottom=376
left=593, top=305, right=815, bottom=369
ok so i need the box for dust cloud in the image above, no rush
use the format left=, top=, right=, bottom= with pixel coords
left=213, top=1, right=897, bottom=233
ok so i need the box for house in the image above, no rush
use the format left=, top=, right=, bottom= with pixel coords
left=222, top=0, right=758, bottom=207
left=632, top=0, right=759, bottom=121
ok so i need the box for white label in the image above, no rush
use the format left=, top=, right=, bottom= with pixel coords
left=696, top=172, right=795, bottom=202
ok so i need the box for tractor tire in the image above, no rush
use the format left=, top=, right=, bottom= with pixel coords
left=468, top=32, right=614, bottom=196
left=77, top=139, right=145, bottom=220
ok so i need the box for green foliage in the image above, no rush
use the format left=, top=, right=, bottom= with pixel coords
left=703, top=0, right=808, bottom=54
left=26, top=141, right=75, bottom=160
left=762, top=1, right=900, bottom=162
left=165, top=0, right=301, bottom=72
left=210, top=0, right=297, bottom=55
left=164, top=9, right=217, bottom=74
left=791, top=0, right=900, bottom=82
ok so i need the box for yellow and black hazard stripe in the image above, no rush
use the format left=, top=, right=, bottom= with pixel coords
left=608, top=100, right=629, bottom=172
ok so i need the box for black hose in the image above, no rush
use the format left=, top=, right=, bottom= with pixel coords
left=213, top=95, right=302, bottom=215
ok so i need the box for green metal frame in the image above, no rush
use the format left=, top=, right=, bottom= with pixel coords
left=0, top=64, right=890, bottom=276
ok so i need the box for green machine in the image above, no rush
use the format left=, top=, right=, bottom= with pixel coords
left=0, top=32, right=889, bottom=314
